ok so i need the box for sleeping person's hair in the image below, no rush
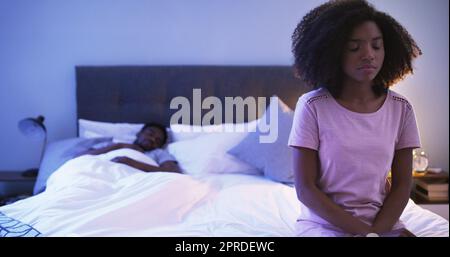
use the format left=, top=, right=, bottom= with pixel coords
left=291, top=0, right=422, bottom=97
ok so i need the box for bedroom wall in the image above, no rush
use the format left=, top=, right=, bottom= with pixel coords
left=0, top=0, right=448, bottom=175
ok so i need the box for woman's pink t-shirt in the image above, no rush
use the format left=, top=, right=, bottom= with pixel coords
left=288, top=88, right=421, bottom=228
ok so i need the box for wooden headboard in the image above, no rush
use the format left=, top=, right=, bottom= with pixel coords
left=76, top=65, right=309, bottom=126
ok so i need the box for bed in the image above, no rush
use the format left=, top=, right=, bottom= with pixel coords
left=0, top=65, right=448, bottom=237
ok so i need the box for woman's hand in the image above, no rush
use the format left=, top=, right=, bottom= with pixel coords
left=376, top=228, right=416, bottom=237
left=397, top=228, right=416, bottom=237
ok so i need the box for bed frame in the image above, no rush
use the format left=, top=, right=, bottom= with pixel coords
left=76, top=65, right=309, bottom=126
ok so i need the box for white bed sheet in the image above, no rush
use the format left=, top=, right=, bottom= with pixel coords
left=0, top=150, right=448, bottom=237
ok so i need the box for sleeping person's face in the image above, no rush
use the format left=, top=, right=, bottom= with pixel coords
left=135, top=126, right=165, bottom=151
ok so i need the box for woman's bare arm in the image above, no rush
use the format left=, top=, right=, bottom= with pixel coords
left=293, top=146, right=375, bottom=236
left=372, top=148, right=414, bottom=234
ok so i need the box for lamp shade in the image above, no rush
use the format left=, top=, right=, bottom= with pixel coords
left=18, top=115, right=46, bottom=141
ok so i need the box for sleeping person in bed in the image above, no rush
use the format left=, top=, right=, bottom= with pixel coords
left=289, top=0, right=421, bottom=237
left=82, top=123, right=181, bottom=173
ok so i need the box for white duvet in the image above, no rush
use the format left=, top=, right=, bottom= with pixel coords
left=0, top=149, right=448, bottom=237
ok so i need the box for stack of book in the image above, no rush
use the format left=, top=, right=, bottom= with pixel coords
left=415, top=177, right=448, bottom=202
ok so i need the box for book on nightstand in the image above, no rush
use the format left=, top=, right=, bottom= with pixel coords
left=415, top=177, right=448, bottom=201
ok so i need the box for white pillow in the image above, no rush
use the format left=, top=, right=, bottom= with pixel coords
left=79, top=119, right=144, bottom=143
left=169, top=123, right=220, bottom=142
left=170, top=120, right=258, bottom=142
left=78, top=119, right=174, bottom=145
left=228, top=96, right=296, bottom=183
left=167, top=122, right=260, bottom=176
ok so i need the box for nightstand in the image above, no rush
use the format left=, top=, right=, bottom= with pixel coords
left=410, top=171, right=449, bottom=220
left=0, top=171, right=37, bottom=206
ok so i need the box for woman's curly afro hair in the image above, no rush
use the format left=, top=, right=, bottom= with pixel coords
left=292, top=0, right=422, bottom=97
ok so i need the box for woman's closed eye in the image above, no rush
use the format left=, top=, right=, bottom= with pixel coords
left=347, top=39, right=383, bottom=52
left=372, top=38, right=383, bottom=49
left=372, top=42, right=383, bottom=50
left=347, top=45, right=382, bottom=52
left=347, top=42, right=359, bottom=52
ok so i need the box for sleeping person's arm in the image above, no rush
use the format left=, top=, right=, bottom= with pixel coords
left=293, top=146, right=375, bottom=236
left=111, top=157, right=181, bottom=173
left=159, top=161, right=182, bottom=173
left=80, top=143, right=143, bottom=156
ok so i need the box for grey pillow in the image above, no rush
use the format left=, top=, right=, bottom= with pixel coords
left=33, top=137, right=112, bottom=195
left=228, top=98, right=295, bottom=183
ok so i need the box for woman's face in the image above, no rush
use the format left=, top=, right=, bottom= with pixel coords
left=341, top=21, right=385, bottom=84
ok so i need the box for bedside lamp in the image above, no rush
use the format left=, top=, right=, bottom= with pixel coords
left=18, top=115, right=47, bottom=178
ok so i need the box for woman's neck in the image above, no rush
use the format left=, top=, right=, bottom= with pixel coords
left=339, top=80, right=376, bottom=103
left=334, top=80, right=387, bottom=113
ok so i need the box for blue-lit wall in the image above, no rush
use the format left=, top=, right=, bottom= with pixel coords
left=0, top=0, right=448, bottom=176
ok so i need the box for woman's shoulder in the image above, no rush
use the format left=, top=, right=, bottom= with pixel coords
left=387, top=89, right=413, bottom=111
left=297, top=87, right=331, bottom=106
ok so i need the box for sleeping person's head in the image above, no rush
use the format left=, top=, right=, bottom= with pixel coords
left=134, top=122, right=168, bottom=151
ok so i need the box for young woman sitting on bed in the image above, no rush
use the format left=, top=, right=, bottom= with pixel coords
left=82, top=123, right=181, bottom=173
left=289, top=0, right=421, bottom=237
